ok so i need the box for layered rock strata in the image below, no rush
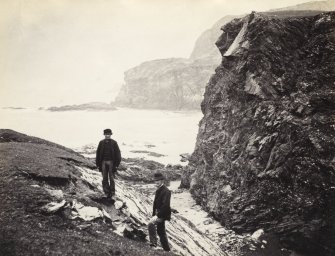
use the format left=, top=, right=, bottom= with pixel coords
left=182, top=11, right=335, bottom=256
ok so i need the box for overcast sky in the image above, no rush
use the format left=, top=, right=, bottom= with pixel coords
left=0, top=0, right=321, bottom=107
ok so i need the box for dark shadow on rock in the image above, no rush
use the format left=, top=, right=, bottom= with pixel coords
left=91, top=197, right=115, bottom=206
left=123, top=224, right=147, bottom=242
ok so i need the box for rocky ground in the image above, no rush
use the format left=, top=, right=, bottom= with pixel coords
left=0, top=129, right=172, bottom=256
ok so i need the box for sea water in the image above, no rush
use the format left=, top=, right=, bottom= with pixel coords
left=0, top=108, right=202, bottom=164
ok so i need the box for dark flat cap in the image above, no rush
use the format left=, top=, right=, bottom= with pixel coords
left=104, top=129, right=112, bottom=135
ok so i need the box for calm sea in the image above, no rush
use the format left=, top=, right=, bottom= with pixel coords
left=0, top=108, right=202, bottom=164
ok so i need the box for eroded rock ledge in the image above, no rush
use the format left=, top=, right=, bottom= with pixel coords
left=182, top=11, right=335, bottom=256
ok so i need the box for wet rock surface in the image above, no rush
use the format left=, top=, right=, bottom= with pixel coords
left=182, top=11, right=335, bottom=256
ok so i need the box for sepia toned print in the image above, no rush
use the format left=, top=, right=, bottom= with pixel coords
left=1, top=1, right=335, bottom=255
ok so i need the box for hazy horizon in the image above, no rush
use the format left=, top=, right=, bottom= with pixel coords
left=0, top=0, right=324, bottom=107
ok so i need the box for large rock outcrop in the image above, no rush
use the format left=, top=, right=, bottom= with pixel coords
left=182, top=11, right=335, bottom=256
left=189, top=15, right=241, bottom=62
left=115, top=58, right=217, bottom=110
left=190, top=0, right=335, bottom=64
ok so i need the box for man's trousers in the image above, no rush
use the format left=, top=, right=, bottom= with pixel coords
left=148, top=217, right=170, bottom=251
left=102, top=160, right=115, bottom=196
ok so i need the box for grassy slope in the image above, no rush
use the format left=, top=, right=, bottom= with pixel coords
left=0, top=130, right=174, bottom=256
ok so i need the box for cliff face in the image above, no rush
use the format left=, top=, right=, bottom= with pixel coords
left=189, top=15, right=240, bottom=62
left=115, top=58, right=217, bottom=110
left=191, top=0, right=335, bottom=63
left=182, top=11, right=335, bottom=255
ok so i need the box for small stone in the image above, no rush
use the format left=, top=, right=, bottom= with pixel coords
left=42, top=200, right=67, bottom=214
left=251, top=229, right=264, bottom=240
left=114, top=200, right=124, bottom=210
left=203, top=219, right=214, bottom=225
left=45, top=188, right=64, bottom=200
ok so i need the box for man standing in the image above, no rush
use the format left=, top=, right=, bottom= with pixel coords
left=148, top=172, right=171, bottom=252
left=96, top=128, right=121, bottom=199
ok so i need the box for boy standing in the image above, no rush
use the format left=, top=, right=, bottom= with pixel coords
left=96, top=128, right=121, bottom=199
left=148, top=172, right=171, bottom=251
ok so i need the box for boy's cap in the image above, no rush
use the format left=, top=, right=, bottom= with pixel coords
left=153, top=172, right=165, bottom=181
left=104, top=129, right=112, bottom=135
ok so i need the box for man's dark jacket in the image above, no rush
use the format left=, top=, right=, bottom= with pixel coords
left=96, top=139, right=121, bottom=171
left=153, top=185, right=171, bottom=221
